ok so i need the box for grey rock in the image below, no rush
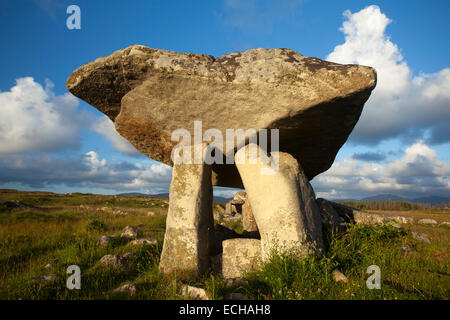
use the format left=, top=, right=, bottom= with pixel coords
left=332, top=270, right=348, bottom=283
left=32, top=274, right=59, bottom=283
left=98, top=235, right=114, bottom=246
left=113, top=283, right=137, bottom=296
left=129, top=238, right=157, bottom=246
left=120, top=225, right=138, bottom=240
left=417, top=218, right=438, bottom=225
left=180, top=285, right=209, bottom=300
left=99, top=254, right=128, bottom=269
left=411, top=231, right=431, bottom=243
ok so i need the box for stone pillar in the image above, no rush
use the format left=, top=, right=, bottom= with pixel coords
left=235, top=143, right=324, bottom=261
left=159, top=145, right=214, bottom=277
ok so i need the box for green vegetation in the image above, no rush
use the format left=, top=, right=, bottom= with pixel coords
left=0, top=190, right=448, bottom=300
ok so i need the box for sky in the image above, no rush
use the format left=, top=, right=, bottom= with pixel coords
left=0, top=0, right=449, bottom=200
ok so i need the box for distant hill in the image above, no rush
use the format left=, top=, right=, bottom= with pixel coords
left=118, top=192, right=232, bottom=204
left=410, top=196, right=450, bottom=205
left=347, top=194, right=450, bottom=205
left=361, top=194, right=409, bottom=202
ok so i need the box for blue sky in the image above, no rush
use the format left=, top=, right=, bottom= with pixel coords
left=0, top=0, right=449, bottom=199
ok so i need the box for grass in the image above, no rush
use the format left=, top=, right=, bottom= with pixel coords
left=0, top=190, right=448, bottom=300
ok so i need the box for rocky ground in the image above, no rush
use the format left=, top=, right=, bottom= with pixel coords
left=0, top=189, right=448, bottom=300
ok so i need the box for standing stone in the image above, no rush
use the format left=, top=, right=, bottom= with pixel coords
left=235, top=144, right=324, bottom=261
left=159, top=144, right=215, bottom=277
left=242, top=200, right=258, bottom=233
left=222, top=239, right=262, bottom=279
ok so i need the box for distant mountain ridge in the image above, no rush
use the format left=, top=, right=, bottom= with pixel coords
left=118, top=192, right=232, bottom=204
left=351, top=194, right=450, bottom=205
left=119, top=192, right=448, bottom=205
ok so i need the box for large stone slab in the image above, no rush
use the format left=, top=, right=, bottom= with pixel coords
left=235, top=144, right=324, bottom=260
left=159, top=144, right=214, bottom=276
left=67, top=45, right=376, bottom=188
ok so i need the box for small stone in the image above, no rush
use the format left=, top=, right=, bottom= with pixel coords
left=99, top=254, right=128, bottom=269
left=98, top=235, right=114, bottom=246
left=32, top=274, right=59, bottom=283
left=223, top=278, right=248, bottom=288
left=129, top=238, right=157, bottom=246
left=147, top=211, right=156, bottom=217
left=411, top=231, right=431, bottom=243
left=417, top=218, right=438, bottom=225
left=225, top=292, right=248, bottom=300
left=43, top=263, right=52, bottom=271
left=113, top=283, right=137, bottom=296
left=332, top=270, right=348, bottom=283
left=180, top=285, right=209, bottom=300
left=401, top=245, right=415, bottom=254
left=440, top=221, right=450, bottom=226
left=120, top=225, right=138, bottom=239
left=122, top=251, right=138, bottom=258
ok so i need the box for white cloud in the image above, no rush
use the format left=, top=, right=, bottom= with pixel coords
left=0, top=150, right=172, bottom=192
left=327, top=5, right=450, bottom=145
left=92, top=116, right=140, bottom=156
left=0, top=77, right=82, bottom=153
left=313, top=141, right=450, bottom=199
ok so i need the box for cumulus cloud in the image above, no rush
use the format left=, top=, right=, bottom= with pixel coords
left=327, top=5, right=450, bottom=145
left=312, top=141, right=450, bottom=200
left=92, top=116, right=140, bottom=156
left=0, top=77, right=145, bottom=156
left=0, top=77, right=83, bottom=153
left=0, top=151, right=172, bottom=192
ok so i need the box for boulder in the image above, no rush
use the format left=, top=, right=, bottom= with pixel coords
left=235, top=144, right=324, bottom=260
left=67, top=45, right=376, bottom=188
left=222, top=238, right=262, bottom=279
left=242, top=199, right=258, bottom=233
left=327, top=201, right=357, bottom=223
left=316, top=198, right=346, bottom=235
left=354, top=212, right=414, bottom=226
left=233, top=191, right=247, bottom=203
left=417, top=218, right=438, bottom=225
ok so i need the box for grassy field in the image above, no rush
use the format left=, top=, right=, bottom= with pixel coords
left=0, top=189, right=448, bottom=300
